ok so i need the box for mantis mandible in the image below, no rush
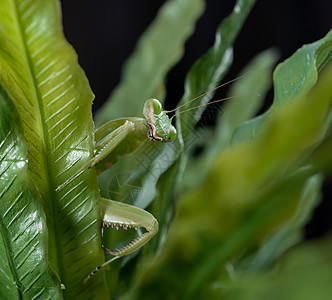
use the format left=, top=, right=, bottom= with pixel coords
left=55, top=76, right=245, bottom=284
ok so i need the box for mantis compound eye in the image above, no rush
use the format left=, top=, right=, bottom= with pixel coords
left=167, top=126, right=177, bottom=142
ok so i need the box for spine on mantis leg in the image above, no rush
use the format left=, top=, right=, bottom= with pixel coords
left=83, top=198, right=159, bottom=284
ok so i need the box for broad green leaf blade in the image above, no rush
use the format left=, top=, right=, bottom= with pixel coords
left=0, top=1, right=108, bottom=298
left=95, top=0, right=205, bottom=125
left=232, top=29, right=332, bottom=143
left=122, top=57, right=332, bottom=300
left=0, top=85, right=62, bottom=299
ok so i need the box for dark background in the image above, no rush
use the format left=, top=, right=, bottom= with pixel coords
left=59, top=0, right=332, bottom=239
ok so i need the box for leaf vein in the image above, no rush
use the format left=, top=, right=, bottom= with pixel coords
left=75, top=214, right=97, bottom=237
left=22, top=272, right=42, bottom=292
left=2, top=191, right=23, bottom=218
left=37, top=65, right=70, bottom=87
left=42, top=75, right=73, bottom=99
left=52, top=120, right=75, bottom=149
left=12, top=217, right=34, bottom=242
left=31, top=38, right=53, bottom=59
left=14, top=229, right=39, bottom=261
left=34, top=49, right=54, bottom=67
left=45, top=96, right=76, bottom=123
left=7, top=204, right=28, bottom=228
left=58, top=179, right=85, bottom=202
left=16, top=241, right=40, bottom=270
left=61, top=186, right=88, bottom=209
left=51, top=125, right=78, bottom=154
left=65, top=194, right=90, bottom=216
left=0, top=175, right=17, bottom=199
left=48, top=106, right=79, bottom=131
left=55, top=154, right=83, bottom=178
left=35, top=57, right=59, bottom=79
left=20, top=0, right=39, bottom=21
left=31, top=287, right=47, bottom=300
left=26, top=26, right=44, bottom=45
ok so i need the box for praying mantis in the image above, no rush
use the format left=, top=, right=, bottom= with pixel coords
left=55, top=77, right=245, bottom=283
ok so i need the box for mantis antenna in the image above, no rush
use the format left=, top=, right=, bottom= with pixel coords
left=174, top=92, right=255, bottom=116
left=166, top=74, right=247, bottom=114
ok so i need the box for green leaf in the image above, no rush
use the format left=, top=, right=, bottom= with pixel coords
left=232, top=29, right=332, bottom=143
left=0, top=85, right=62, bottom=299
left=95, top=0, right=205, bottom=125
left=0, top=0, right=108, bottom=298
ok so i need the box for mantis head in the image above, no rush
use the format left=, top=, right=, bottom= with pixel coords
left=143, top=99, right=177, bottom=142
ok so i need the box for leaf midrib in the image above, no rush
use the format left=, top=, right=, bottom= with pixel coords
left=12, top=0, right=62, bottom=278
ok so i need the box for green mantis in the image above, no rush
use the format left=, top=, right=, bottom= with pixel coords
left=56, top=77, right=244, bottom=284
left=56, top=98, right=177, bottom=283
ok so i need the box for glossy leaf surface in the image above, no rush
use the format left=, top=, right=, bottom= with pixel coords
left=0, top=0, right=108, bottom=298
left=0, top=85, right=62, bottom=299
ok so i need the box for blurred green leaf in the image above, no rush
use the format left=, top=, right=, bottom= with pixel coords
left=234, top=174, right=323, bottom=273
left=0, top=85, right=61, bottom=299
left=217, top=48, right=279, bottom=147
left=0, top=0, right=108, bottom=298
left=95, top=0, right=205, bottom=125
left=232, top=29, right=332, bottom=143
left=224, top=233, right=332, bottom=300
left=121, top=51, right=332, bottom=300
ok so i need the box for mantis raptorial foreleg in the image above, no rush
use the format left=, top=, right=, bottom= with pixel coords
left=83, top=198, right=158, bottom=284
